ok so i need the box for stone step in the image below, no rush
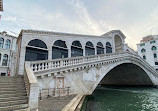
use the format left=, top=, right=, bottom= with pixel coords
left=0, top=104, right=28, bottom=111
left=0, top=96, right=28, bottom=102
left=0, top=89, right=26, bottom=93
left=14, top=107, right=30, bottom=111
left=0, top=84, right=25, bottom=88
left=0, top=99, right=28, bottom=107
left=0, top=80, right=24, bottom=83
left=0, top=82, right=25, bottom=84
left=0, top=79, right=23, bottom=82
left=0, top=92, right=27, bottom=97
left=0, top=87, right=26, bottom=91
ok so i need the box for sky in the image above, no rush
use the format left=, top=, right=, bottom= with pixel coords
left=1, top=0, right=158, bottom=50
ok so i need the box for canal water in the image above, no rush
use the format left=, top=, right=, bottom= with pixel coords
left=82, top=86, right=158, bottom=111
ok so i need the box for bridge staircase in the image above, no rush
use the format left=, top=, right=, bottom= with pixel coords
left=0, top=76, right=29, bottom=111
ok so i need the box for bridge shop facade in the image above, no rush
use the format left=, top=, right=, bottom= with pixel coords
left=16, top=30, right=126, bottom=76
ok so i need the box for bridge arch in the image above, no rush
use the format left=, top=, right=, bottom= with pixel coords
left=85, top=41, right=95, bottom=56
left=71, top=40, right=83, bottom=57
left=52, top=40, right=68, bottom=59
left=96, top=42, right=104, bottom=54
left=114, top=35, right=123, bottom=52
left=25, top=39, right=48, bottom=61
left=90, top=60, right=155, bottom=94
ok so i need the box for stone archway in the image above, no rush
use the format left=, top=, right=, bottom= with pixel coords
left=114, top=35, right=123, bottom=52
left=100, top=63, right=153, bottom=86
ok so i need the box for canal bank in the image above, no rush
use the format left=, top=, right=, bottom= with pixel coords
left=81, top=86, right=158, bottom=111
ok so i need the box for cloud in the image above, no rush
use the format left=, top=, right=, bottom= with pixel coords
left=1, top=0, right=158, bottom=51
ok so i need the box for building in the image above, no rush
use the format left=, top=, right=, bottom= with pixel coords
left=0, top=0, right=3, bottom=11
left=137, top=35, right=158, bottom=70
left=16, top=29, right=129, bottom=75
left=0, top=31, right=17, bottom=76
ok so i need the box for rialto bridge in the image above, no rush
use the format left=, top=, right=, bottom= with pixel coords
left=16, top=29, right=158, bottom=100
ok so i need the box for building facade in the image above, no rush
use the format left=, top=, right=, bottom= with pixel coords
left=16, top=30, right=128, bottom=75
left=137, top=35, right=158, bottom=70
left=0, top=31, right=17, bottom=76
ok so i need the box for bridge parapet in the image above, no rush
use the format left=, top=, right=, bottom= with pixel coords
left=29, top=52, right=158, bottom=77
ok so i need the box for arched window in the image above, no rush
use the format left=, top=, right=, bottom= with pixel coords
left=71, top=41, right=83, bottom=57
left=0, top=38, right=4, bottom=48
left=5, top=39, right=11, bottom=49
left=141, top=49, right=146, bottom=53
left=97, top=42, right=104, bottom=54
left=143, top=55, right=146, bottom=60
left=2, top=54, right=8, bottom=66
left=151, top=46, right=157, bottom=51
left=0, top=53, right=1, bottom=65
left=52, top=40, right=68, bottom=59
left=106, top=42, right=112, bottom=53
left=154, top=53, right=157, bottom=58
left=25, top=39, right=48, bottom=61
left=85, top=41, right=95, bottom=56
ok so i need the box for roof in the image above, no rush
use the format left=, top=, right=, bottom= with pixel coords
left=0, top=31, right=17, bottom=39
left=101, top=30, right=126, bottom=39
left=0, top=0, right=3, bottom=11
left=19, top=29, right=112, bottom=38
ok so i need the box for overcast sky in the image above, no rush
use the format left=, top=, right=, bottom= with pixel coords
left=1, top=0, right=158, bottom=50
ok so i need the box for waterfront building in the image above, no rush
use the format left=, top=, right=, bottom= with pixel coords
left=137, top=35, right=158, bottom=70
left=0, top=31, right=17, bottom=76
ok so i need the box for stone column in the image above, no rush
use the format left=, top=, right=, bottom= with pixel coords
left=95, top=46, right=97, bottom=55
left=48, top=50, right=52, bottom=60
left=18, top=46, right=26, bottom=75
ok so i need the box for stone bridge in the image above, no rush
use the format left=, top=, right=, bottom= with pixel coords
left=25, top=52, right=158, bottom=95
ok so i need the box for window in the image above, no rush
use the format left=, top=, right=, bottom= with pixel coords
left=106, top=42, right=112, bottom=53
left=2, top=54, right=8, bottom=66
left=97, top=42, right=104, bottom=54
left=85, top=41, right=95, bottom=56
left=0, top=37, right=4, bottom=48
left=0, top=53, right=1, bottom=65
left=150, top=41, right=156, bottom=44
left=143, top=55, right=146, bottom=60
left=52, top=40, right=68, bottom=59
left=71, top=41, right=83, bottom=57
left=151, top=46, right=157, bottom=51
left=140, top=43, right=145, bottom=46
left=154, top=53, right=157, bottom=58
left=1, top=73, right=6, bottom=76
left=5, top=39, right=11, bottom=50
left=26, top=39, right=48, bottom=61
left=141, top=49, right=146, bottom=53
left=155, top=62, right=158, bottom=65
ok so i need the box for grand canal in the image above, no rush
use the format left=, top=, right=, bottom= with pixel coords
left=83, top=86, right=158, bottom=111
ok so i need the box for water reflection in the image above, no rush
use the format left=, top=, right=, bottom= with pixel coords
left=83, top=86, right=158, bottom=111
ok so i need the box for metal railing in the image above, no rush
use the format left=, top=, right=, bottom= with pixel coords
left=39, top=87, right=71, bottom=100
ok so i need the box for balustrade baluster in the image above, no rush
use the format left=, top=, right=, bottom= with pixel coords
left=42, top=63, right=44, bottom=70
left=48, top=62, right=51, bottom=69
left=34, top=64, right=37, bottom=72
left=31, top=65, right=34, bottom=71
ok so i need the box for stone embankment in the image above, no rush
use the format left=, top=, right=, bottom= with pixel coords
left=62, top=94, right=85, bottom=111
left=38, top=95, right=76, bottom=111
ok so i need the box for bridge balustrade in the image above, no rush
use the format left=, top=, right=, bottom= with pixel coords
left=29, top=52, right=136, bottom=72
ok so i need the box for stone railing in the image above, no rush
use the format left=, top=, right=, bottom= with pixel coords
left=29, top=52, right=158, bottom=77
left=24, top=62, right=39, bottom=111
left=30, top=52, right=123, bottom=72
